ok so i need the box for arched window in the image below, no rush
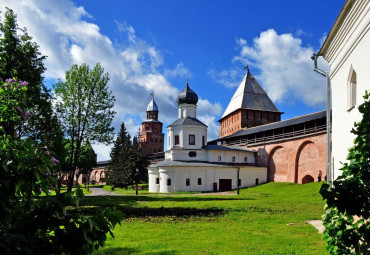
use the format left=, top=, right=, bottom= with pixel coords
left=186, top=178, right=190, bottom=186
left=156, top=178, right=159, bottom=184
left=244, top=157, right=248, bottom=162
left=198, top=178, right=202, bottom=185
left=232, top=156, right=236, bottom=162
left=347, top=66, right=357, bottom=111
left=217, top=156, right=221, bottom=161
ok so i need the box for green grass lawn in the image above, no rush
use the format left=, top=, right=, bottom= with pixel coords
left=84, top=182, right=327, bottom=255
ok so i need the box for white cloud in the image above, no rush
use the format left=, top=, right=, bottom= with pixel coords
left=1, top=0, right=222, bottom=160
left=210, top=29, right=329, bottom=107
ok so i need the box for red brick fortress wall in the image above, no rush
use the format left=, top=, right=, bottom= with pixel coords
left=247, top=133, right=327, bottom=184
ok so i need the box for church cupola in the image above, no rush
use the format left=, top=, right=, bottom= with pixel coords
left=146, top=93, right=159, bottom=120
left=177, top=83, right=198, bottom=105
left=177, top=83, right=198, bottom=118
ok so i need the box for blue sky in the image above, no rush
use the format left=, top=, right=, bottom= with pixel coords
left=1, top=0, right=345, bottom=160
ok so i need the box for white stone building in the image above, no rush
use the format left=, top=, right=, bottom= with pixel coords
left=148, top=83, right=267, bottom=193
left=318, top=0, right=370, bottom=179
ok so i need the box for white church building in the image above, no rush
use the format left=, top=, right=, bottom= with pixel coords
left=148, top=83, right=267, bottom=193
left=318, top=0, right=370, bottom=180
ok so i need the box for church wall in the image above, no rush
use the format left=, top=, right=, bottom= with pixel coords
left=152, top=166, right=267, bottom=193
left=246, top=133, right=327, bottom=183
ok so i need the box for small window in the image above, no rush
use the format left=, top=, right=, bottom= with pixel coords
left=167, top=179, right=171, bottom=186
left=156, top=178, right=159, bottom=184
left=154, top=149, right=156, bottom=153
left=186, top=178, right=190, bottom=186
left=146, top=124, right=149, bottom=131
left=347, top=66, right=357, bottom=111
left=202, top=136, right=205, bottom=146
left=232, top=156, right=236, bottom=162
left=188, top=151, right=197, bottom=157
left=198, top=178, right=202, bottom=185
left=189, top=135, right=195, bottom=145
left=217, top=156, right=221, bottom=161
left=175, top=135, right=180, bottom=145
left=255, top=178, right=259, bottom=185
left=149, top=114, right=152, bottom=118
left=244, top=157, right=248, bottom=162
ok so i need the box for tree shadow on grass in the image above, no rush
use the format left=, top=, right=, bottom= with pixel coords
left=97, top=247, right=178, bottom=255
left=96, top=247, right=139, bottom=255
left=83, top=195, right=255, bottom=207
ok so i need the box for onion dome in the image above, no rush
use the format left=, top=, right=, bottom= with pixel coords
left=177, top=83, right=198, bottom=105
left=147, top=97, right=158, bottom=111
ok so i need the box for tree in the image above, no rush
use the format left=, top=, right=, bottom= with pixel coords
left=106, top=122, right=132, bottom=189
left=54, top=63, right=115, bottom=192
left=320, top=91, right=370, bottom=254
left=0, top=8, right=65, bottom=162
left=77, top=140, right=97, bottom=189
left=0, top=78, right=123, bottom=254
left=106, top=123, right=149, bottom=193
left=130, top=136, right=149, bottom=189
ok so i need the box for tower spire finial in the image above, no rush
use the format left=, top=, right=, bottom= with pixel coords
left=150, top=92, right=154, bottom=99
left=244, top=65, right=249, bottom=72
left=186, top=73, right=189, bottom=84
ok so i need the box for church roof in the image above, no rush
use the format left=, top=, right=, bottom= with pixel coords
left=168, top=117, right=207, bottom=127
left=204, top=144, right=255, bottom=152
left=147, top=97, right=158, bottom=111
left=151, top=159, right=233, bottom=168
left=177, top=83, right=198, bottom=105
left=220, top=70, right=281, bottom=119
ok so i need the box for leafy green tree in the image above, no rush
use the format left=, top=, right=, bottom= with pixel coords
left=0, top=78, right=123, bottom=255
left=106, top=122, right=132, bottom=189
left=320, top=91, right=370, bottom=254
left=54, top=63, right=115, bottom=192
left=0, top=7, right=63, bottom=154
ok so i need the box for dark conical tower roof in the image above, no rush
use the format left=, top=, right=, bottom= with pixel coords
left=177, top=83, right=198, bottom=105
left=221, top=69, right=281, bottom=118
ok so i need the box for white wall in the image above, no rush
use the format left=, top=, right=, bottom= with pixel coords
left=167, top=125, right=207, bottom=150
left=323, top=0, right=370, bottom=179
left=178, top=104, right=197, bottom=118
left=149, top=166, right=267, bottom=193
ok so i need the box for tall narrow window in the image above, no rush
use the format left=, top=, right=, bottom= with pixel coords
left=217, top=156, right=222, bottom=161
left=156, top=178, right=159, bottom=184
left=167, top=179, right=171, bottom=186
left=175, top=135, right=180, bottom=145
left=348, top=66, right=357, bottom=111
left=198, top=178, right=202, bottom=185
left=186, top=178, right=190, bottom=186
left=244, top=157, right=248, bottom=162
left=232, top=156, right=236, bottom=162
left=189, top=135, right=195, bottom=145
left=202, top=136, right=205, bottom=146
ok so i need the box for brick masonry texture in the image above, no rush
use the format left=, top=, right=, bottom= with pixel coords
left=247, top=133, right=327, bottom=184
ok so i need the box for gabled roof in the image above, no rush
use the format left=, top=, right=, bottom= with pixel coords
left=220, top=70, right=281, bottom=119
left=168, top=117, right=207, bottom=127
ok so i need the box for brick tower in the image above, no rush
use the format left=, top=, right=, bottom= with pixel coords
left=139, top=93, right=164, bottom=155
left=219, top=67, right=283, bottom=138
